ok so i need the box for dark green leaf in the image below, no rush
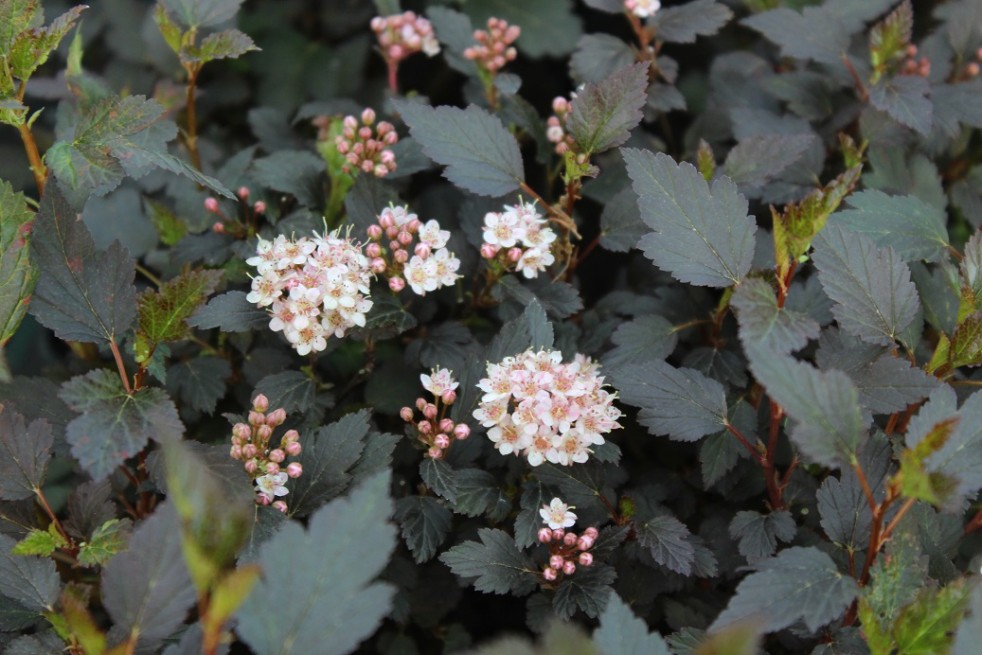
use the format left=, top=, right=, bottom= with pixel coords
left=741, top=7, right=849, bottom=65
left=732, top=278, right=820, bottom=354
left=925, top=391, right=982, bottom=506
left=394, top=101, right=524, bottom=197
left=933, top=80, right=982, bottom=136
left=187, top=291, right=268, bottom=332
left=0, top=180, right=36, bottom=353
left=636, top=514, right=695, bottom=575
left=653, top=0, right=732, bottom=44
left=514, top=479, right=549, bottom=549
left=166, top=356, right=231, bottom=415
left=0, top=533, right=59, bottom=613
left=868, top=75, right=932, bottom=136
left=102, top=503, right=196, bottom=651
left=570, top=34, right=635, bottom=85
left=700, top=430, right=743, bottom=487
left=161, top=0, right=244, bottom=29
left=0, top=406, right=51, bottom=500
left=721, top=134, right=813, bottom=197
left=728, top=510, right=796, bottom=564
left=251, top=150, right=324, bottom=208
left=600, top=314, right=677, bottom=373
left=486, top=297, right=553, bottom=363
left=440, top=528, right=539, bottom=595
left=236, top=472, right=396, bottom=655
left=567, top=63, right=648, bottom=155
left=426, top=7, right=478, bottom=76
left=394, top=495, right=452, bottom=563
left=290, top=410, right=370, bottom=517
left=420, top=457, right=459, bottom=504
left=813, top=224, right=920, bottom=347
left=829, top=190, right=949, bottom=263
left=594, top=592, right=672, bottom=655
left=254, top=370, right=316, bottom=415
left=29, top=182, right=136, bottom=344
left=493, top=276, right=582, bottom=320
left=712, top=546, right=858, bottom=633
left=624, top=148, right=756, bottom=288
left=64, top=480, right=116, bottom=540
left=553, top=563, right=617, bottom=620
left=610, top=360, right=726, bottom=442
left=453, top=468, right=500, bottom=518
left=599, top=187, right=645, bottom=253
left=59, top=369, right=184, bottom=481
left=581, top=0, right=623, bottom=12
left=845, top=353, right=939, bottom=415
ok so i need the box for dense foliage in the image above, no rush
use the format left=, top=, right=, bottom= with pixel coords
left=1, top=0, right=981, bottom=653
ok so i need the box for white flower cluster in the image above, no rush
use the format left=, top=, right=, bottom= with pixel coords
left=540, top=497, right=577, bottom=530
left=625, top=0, right=661, bottom=18
left=473, top=349, right=622, bottom=466
left=480, top=200, right=557, bottom=279
left=366, top=205, right=461, bottom=296
left=246, top=231, right=374, bottom=355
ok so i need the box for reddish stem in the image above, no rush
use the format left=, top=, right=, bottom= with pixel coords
left=109, top=338, right=133, bottom=395
left=387, top=59, right=399, bottom=93
left=965, top=508, right=982, bottom=535
left=764, top=401, right=785, bottom=509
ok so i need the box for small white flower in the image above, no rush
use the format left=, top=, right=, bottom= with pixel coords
left=419, top=219, right=451, bottom=249
left=421, top=368, right=459, bottom=396
left=540, top=497, right=577, bottom=530
left=626, top=0, right=661, bottom=19
left=256, top=472, right=290, bottom=501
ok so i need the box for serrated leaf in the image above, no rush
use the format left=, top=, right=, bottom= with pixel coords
left=0, top=180, right=37, bottom=353
left=869, top=75, right=932, bottom=136
left=813, top=224, right=920, bottom=347
left=599, top=187, right=646, bottom=253
left=251, top=150, right=323, bottom=208
left=893, top=579, right=973, bottom=655
left=420, top=457, right=459, bottom=504
left=486, top=297, right=553, bottom=363
left=6, top=5, right=85, bottom=83
left=236, top=472, right=396, bottom=655
left=394, top=495, right=452, bottom=563
left=570, top=34, right=635, bottom=85
left=610, top=360, right=726, bottom=441
left=700, top=430, right=743, bottom=487
left=394, top=101, right=524, bottom=197
left=440, top=528, right=538, bottom=595
left=721, top=134, right=812, bottom=197
left=0, top=0, right=39, bottom=58
left=461, top=0, right=582, bottom=58
left=636, top=514, right=695, bottom=575
left=161, top=0, right=244, bottom=29
left=653, top=0, right=732, bottom=43
left=553, top=563, right=617, bottom=620
left=817, top=435, right=893, bottom=550
left=77, top=519, right=130, bottom=567
left=728, top=510, right=796, bottom=564
left=860, top=530, right=926, bottom=649
left=64, top=480, right=116, bottom=540
left=847, top=353, right=940, bottom=415
left=166, top=356, right=231, bottom=415
left=136, top=269, right=222, bottom=358
left=712, top=546, right=858, bottom=633
left=624, top=148, right=756, bottom=288
left=732, top=278, right=820, bottom=354
left=290, top=410, right=370, bottom=517
left=453, top=468, right=500, bottom=517
left=0, top=406, right=52, bottom=501
left=746, top=345, right=865, bottom=469
left=600, top=314, right=677, bottom=373
left=594, top=592, right=672, bottom=655
left=514, top=479, right=549, bottom=549
left=59, top=369, right=184, bottom=481
left=741, top=7, right=849, bottom=65
left=102, top=503, right=196, bottom=651
left=28, top=182, right=136, bottom=344
left=829, top=190, right=949, bottom=263
left=12, top=524, right=66, bottom=557
left=253, top=370, right=316, bottom=415
left=869, top=0, right=912, bottom=76
left=0, top=532, right=59, bottom=612
left=183, top=28, right=258, bottom=63
left=567, top=63, right=647, bottom=155
left=924, top=391, right=982, bottom=507
left=187, top=290, right=268, bottom=332
left=950, top=312, right=982, bottom=369
left=953, top=586, right=982, bottom=655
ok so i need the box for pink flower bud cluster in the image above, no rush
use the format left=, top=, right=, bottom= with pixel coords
left=246, top=230, right=374, bottom=355
left=546, top=96, right=576, bottom=155
left=900, top=45, right=931, bottom=78
left=463, top=17, right=520, bottom=74
left=480, top=199, right=557, bottom=279
left=334, top=108, right=399, bottom=177
left=625, top=0, right=661, bottom=18
left=473, top=349, right=622, bottom=466
left=536, top=499, right=597, bottom=582
left=230, top=394, right=304, bottom=511
left=401, top=368, right=470, bottom=459
left=367, top=205, right=462, bottom=296
left=371, top=11, right=441, bottom=64
left=205, top=186, right=266, bottom=236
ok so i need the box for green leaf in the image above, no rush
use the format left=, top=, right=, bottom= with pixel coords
left=290, top=410, right=370, bottom=517
left=182, top=28, right=258, bottom=63
left=636, top=514, right=695, bottom=575
left=594, top=592, right=672, bottom=655
left=653, top=0, right=733, bottom=44
left=599, top=187, right=646, bottom=253
left=732, top=278, right=820, bottom=354
left=165, top=356, right=231, bottom=415
left=461, top=0, right=582, bottom=58
left=59, top=369, right=184, bottom=481
left=728, top=510, right=796, bottom=564
left=869, top=0, right=912, bottom=78
left=954, top=585, right=982, bottom=655
left=609, top=360, right=727, bottom=442
left=0, top=406, right=52, bottom=501
left=236, top=472, right=397, bottom=655
left=692, top=623, right=761, bottom=655
left=567, top=63, right=647, bottom=155
left=12, top=524, right=67, bottom=557
left=721, top=134, right=813, bottom=197
left=7, top=5, right=85, bottom=83
left=0, top=532, right=59, bottom=612
left=746, top=344, right=865, bottom=469
left=145, top=199, right=187, bottom=247
left=253, top=370, right=316, bottom=415
left=453, top=468, right=500, bottom=518
left=486, top=297, right=553, bottom=363
left=394, top=101, right=524, bottom=197
left=187, top=290, right=268, bottom=332
left=893, top=579, right=973, bottom=655
left=924, top=391, right=982, bottom=507
left=251, top=150, right=324, bottom=208
left=420, top=457, right=459, bottom=504
left=136, top=269, right=222, bottom=360
left=394, top=495, right=452, bottom=564
left=440, top=528, right=539, bottom=595
left=553, top=563, right=617, bottom=620
left=77, top=519, right=131, bottom=567
left=161, top=0, right=244, bottom=29
left=829, top=190, right=949, bottom=263
left=570, top=34, right=635, bottom=85
left=817, top=434, right=892, bottom=551
left=28, top=182, right=136, bottom=344
left=0, top=0, right=39, bottom=59
left=859, top=530, right=927, bottom=651
left=623, top=148, right=756, bottom=288
left=101, top=503, right=197, bottom=652
left=812, top=224, right=920, bottom=347
left=869, top=75, right=932, bottom=136
left=741, top=6, right=849, bottom=65
left=600, top=313, right=677, bottom=373
left=0, top=180, right=37, bottom=354
left=712, top=546, right=858, bottom=633
left=950, top=312, right=982, bottom=369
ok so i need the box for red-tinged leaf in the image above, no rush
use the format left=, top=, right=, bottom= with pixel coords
left=0, top=405, right=52, bottom=500
left=0, top=180, right=37, bottom=357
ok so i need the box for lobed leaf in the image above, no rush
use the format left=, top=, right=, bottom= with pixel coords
left=732, top=278, right=820, bottom=354
left=653, top=0, right=733, bottom=44
left=440, top=528, right=539, bottom=595
left=728, top=510, right=796, bottom=564
left=636, top=514, right=695, bottom=576
left=0, top=532, right=60, bottom=613
left=553, top=563, right=617, bottom=620
left=290, top=410, right=371, bottom=517
left=594, top=592, right=672, bottom=655
left=0, top=406, right=52, bottom=501
left=161, top=0, right=244, bottom=29
left=829, top=190, right=949, bottom=263
left=868, top=75, right=932, bottom=136
left=187, top=290, right=268, bottom=332
left=136, top=269, right=222, bottom=360
left=165, top=356, right=231, bottom=415
left=570, top=34, right=635, bottom=85
left=741, top=7, right=849, bottom=65
left=394, top=495, right=452, bottom=564
left=721, top=134, right=813, bottom=197
left=599, top=187, right=646, bottom=253
left=600, top=313, right=677, bottom=373
left=567, top=63, right=648, bottom=155
left=182, top=28, right=258, bottom=63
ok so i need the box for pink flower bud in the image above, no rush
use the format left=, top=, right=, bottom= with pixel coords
left=967, top=62, right=980, bottom=77
left=285, top=441, right=302, bottom=456
left=543, top=567, right=558, bottom=581
left=212, top=221, right=225, bottom=234
left=244, top=459, right=258, bottom=474
left=253, top=394, right=269, bottom=412
left=453, top=423, right=470, bottom=440
left=394, top=249, right=409, bottom=264
left=248, top=410, right=265, bottom=426
left=272, top=500, right=288, bottom=513
left=256, top=492, right=271, bottom=505
left=416, top=397, right=427, bottom=411
left=286, top=462, right=303, bottom=478
left=563, top=532, right=578, bottom=546
left=562, top=561, right=576, bottom=575
left=204, top=197, right=220, bottom=213
left=480, top=243, right=499, bottom=259
left=507, top=247, right=522, bottom=263
left=439, top=418, right=455, bottom=433
left=549, top=554, right=564, bottom=570
left=407, top=218, right=421, bottom=233
left=257, top=424, right=273, bottom=442
left=374, top=164, right=389, bottom=177
left=237, top=186, right=250, bottom=200
left=265, top=461, right=280, bottom=475
left=242, top=444, right=258, bottom=459
left=583, top=527, right=599, bottom=540
left=423, top=404, right=438, bottom=420
left=551, top=528, right=565, bottom=541
left=282, top=429, right=299, bottom=443
left=266, top=408, right=287, bottom=426
left=552, top=97, right=568, bottom=114
left=384, top=131, right=398, bottom=145
left=389, top=276, right=406, bottom=292
left=343, top=115, right=358, bottom=130
left=361, top=108, right=376, bottom=125
left=269, top=448, right=286, bottom=463
left=578, top=552, right=593, bottom=566
left=381, top=150, right=396, bottom=165
left=367, top=224, right=383, bottom=240
left=254, top=201, right=267, bottom=214
left=442, top=390, right=457, bottom=406
left=906, top=44, right=918, bottom=58
left=336, top=140, right=350, bottom=155
left=400, top=407, right=415, bottom=422
left=233, top=423, right=252, bottom=441
left=418, top=420, right=432, bottom=434
left=365, top=243, right=382, bottom=258
left=361, top=160, right=375, bottom=174
left=386, top=225, right=400, bottom=239
left=358, top=126, right=373, bottom=140
left=389, top=239, right=401, bottom=251
left=428, top=446, right=443, bottom=459
left=371, top=257, right=387, bottom=274
left=434, top=434, right=451, bottom=449
left=414, top=243, right=431, bottom=258
left=398, top=231, right=413, bottom=246
left=379, top=212, right=395, bottom=229
left=577, top=535, right=594, bottom=551
left=230, top=445, right=243, bottom=459
left=977, top=46, right=982, bottom=61
left=538, top=528, right=553, bottom=543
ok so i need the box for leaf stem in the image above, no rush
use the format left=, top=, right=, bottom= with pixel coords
left=17, top=121, right=47, bottom=197
left=34, top=486, right=74, bottom=553
left=880, top=496, right=916, bottom=541
left=965, top=507, right=982, bottom=534
left=852, top=461, right=878, bottom=514
left=518, top=181, right=580, bottom=238
left=841, top=54, right=869, bottom=103
left=109, top=338, right=133, bottom=395
left=184, top=65, right=203, bottom=172
left=725, top=420, right=765, bottom=466
left=764, top=401, right=786, bottom=509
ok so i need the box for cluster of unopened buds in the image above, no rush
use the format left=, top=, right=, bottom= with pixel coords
left=246, top=228, right=374, bottom=355
left=480, top=199, right=557, bottom=279
left=205, top=186, right=266, bottom=237
left=955, top=46, right=982, bottom=80
left=473, top=349, right=622, bottom=466
left=332, top=108, right=398, bottom=177
left=463, top=17, right=520, bottom=74
left=900, top=44, right=932, bottom=78
left=230, top=394, right=303, bottom=511
left=371, top=11, right=440, bottom=64
left=625, top=0, right=661, bottom=19
left=401, top=368, right=470, bottom=459
left=537, top=498, right=597, bottom=582
left=546, top=96, right=575, bottom=155
left=366, top=205, right=461, bottom=296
